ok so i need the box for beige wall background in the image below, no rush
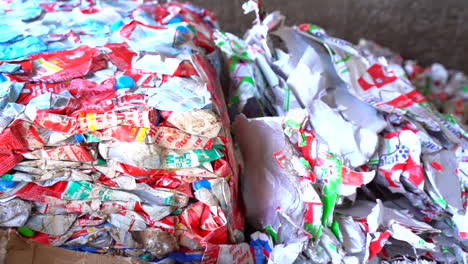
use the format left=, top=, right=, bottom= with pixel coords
left=190, top=0, right=468, bottom=72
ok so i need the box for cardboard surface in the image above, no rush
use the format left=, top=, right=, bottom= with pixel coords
left=0, top=230, right=145, bottom=264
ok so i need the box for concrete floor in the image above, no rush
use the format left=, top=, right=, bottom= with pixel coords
left=189, top=0, right=468, bottom=72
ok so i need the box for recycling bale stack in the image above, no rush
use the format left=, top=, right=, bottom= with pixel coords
left=214, top=1, right=468, bottom=263
left=0, top=0, right=244, bottom=262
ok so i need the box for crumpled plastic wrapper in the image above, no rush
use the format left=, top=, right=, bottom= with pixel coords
left=0, top=0, right=246, bottom=262
left=215, top=0, right=468, bottom=263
